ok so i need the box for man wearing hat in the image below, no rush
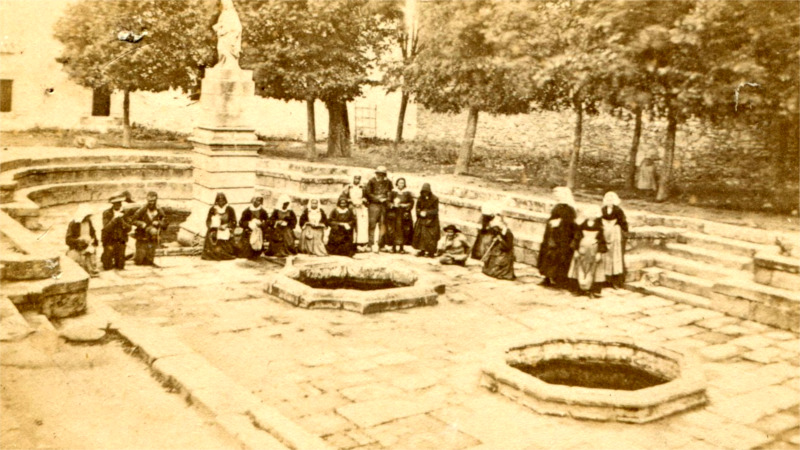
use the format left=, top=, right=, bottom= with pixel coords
left=364, top=165, right=393, bottom=252
left=131, top=191, right=168, bottom=266
left=437, top=224, right=470, bottom=266
left=101, top=191, right=133, bottom=270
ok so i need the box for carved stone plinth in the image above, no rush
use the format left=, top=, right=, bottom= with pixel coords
left=178, top=67, right=262, bottom=246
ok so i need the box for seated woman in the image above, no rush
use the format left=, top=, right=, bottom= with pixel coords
left=327, top=196, right=357, bottom=257
left=202, top=193, right=237, bottom=261
left=482, top=215, right=516, bottom=280
left=299, top=198, right=328, bottom=256
left=471, top=203, right=497, bottom=261
left=269, top=195, right=298, bottom=257
left=65, top=203, right=100, bottom=277
left=239, top=195, right=271, bottom=260
left=437, top=225, right=471, bottom=266
left=568, top=206, right=608, bottom=298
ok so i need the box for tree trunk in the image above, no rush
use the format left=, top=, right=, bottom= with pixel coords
left=566, top=96, right=583, bottom=190
left=656, top=106, right=677, bottom=202
left=626, top=107, right=643, bottom=190
left=306, top=99, right=316, bottom=160
left=325, top=100, right=351, bottom=157
left=122, top=89, right=131, bottom=148
left=455, top=106, right=479, bottom=176
left=393, top=90, right=410, bottom=154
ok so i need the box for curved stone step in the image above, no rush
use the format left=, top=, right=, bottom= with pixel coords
left=677, top=231, right=776, bottom=257
left=0, top=151, right=192, bottom=174
left=664, top=243, right=752, bottom=270
left=11, top=162, right=192, bottom=189
left=653, top=269, right=715, bottom=298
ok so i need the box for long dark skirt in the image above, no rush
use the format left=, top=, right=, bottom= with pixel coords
left=483, top=250, right=515, bottom=280
left=202, top=230, right=236, bottom=261
left=412, top=221, right=440, bottom=255
left=270, top=227, right=297, bottom=257
left=327, top=225, right=356, bottom=256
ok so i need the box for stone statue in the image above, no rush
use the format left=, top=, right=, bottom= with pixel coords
left=212, top=0, right=242, bottom=69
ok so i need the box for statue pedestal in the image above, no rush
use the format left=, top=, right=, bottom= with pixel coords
left=178, top=67, right=262, bottom=246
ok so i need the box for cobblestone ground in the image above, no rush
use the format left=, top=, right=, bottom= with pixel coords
left=81, top=252, right=800, bottom=450
left=39, top=200, right=800, bottom=450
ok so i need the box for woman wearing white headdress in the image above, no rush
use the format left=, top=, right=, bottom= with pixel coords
left=299, top=197, right=328, bottom=256
left=538, top=187, right=577, bottom=288
left=269, top=195, right=297, bottom=257
left=568, top=205, right=607, bottom=298
left=601, top=192, right=628, bottom=288
left=65, top=203, right=100, bottom=277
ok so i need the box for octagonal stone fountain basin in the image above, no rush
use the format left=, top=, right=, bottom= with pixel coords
left=480, top=335, right=707, bottom=423
left=264, top=257, right=443, bottom=314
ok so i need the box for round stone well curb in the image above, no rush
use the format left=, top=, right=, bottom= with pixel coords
left=480, top=334, right=708, bottom=423
left=264, top=256, right=443, bottom=314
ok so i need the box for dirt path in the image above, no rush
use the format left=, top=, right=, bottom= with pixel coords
left=0, top=337, right=238, bottom=450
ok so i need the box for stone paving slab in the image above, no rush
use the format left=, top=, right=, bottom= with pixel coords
left=73, top=250, right=800, bottom=450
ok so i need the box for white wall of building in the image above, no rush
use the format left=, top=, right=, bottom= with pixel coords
left=0, top=0, right=416, bottom=140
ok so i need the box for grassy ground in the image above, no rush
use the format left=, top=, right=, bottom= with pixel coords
left=3, top=129, right=798, bottom=231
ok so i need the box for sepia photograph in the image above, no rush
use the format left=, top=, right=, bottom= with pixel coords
left=0, top=0, right=798, bottom=449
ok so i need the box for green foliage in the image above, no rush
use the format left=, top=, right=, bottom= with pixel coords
left=54, top=0, right=216, bottom=93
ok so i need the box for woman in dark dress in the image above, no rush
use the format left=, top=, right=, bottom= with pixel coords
left=601, top=191, right=629, bottom=289
left=471, top=203, right=498, bottom=261
left=569, top=206, right=608, bottom=298
left=412, top=183, right=440, bottom=257
left=202, top=192, right=237, bottom=261
left=327, top=197, right=357, bottom=257
left=385, top=178, right=414, bottom=253
left=537, top=187, right=577, bottom=288
left=482, top=215, right=516, bottom=280
left=269, top=195, right=298, bottom=257
left=239, top=195, right=271, bottom=260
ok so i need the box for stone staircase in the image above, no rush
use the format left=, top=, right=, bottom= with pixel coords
left=628, top=226, right=800, bottom=332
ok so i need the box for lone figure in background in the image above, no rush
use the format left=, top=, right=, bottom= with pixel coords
left=132, top=191, right=168, bottom=266
left=601, top=192, right=628, bottom=289
left=538, top=186, right=577, bottom=288
left=437, top=225, right=470, bottom=266
left=66, top=203, right=99, bottom=277
left=101, top=191, right=133, bottom=270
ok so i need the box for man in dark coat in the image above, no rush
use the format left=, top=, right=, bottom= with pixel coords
left=131, top=191, right=168, bottom=266
left=101, top=191, right=133, bottom=270
left=412, top=183, right=440, bottom=257
left=364, top=165, right=393, bottom=252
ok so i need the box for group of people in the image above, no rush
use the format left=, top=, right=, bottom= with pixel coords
left=65, top=190, right=168, bottom=276
left=538, top=188, right=628, bottom=297
left=200, top=166, right=519, bottom=281
left=64, top=169, right=627, bottom=292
